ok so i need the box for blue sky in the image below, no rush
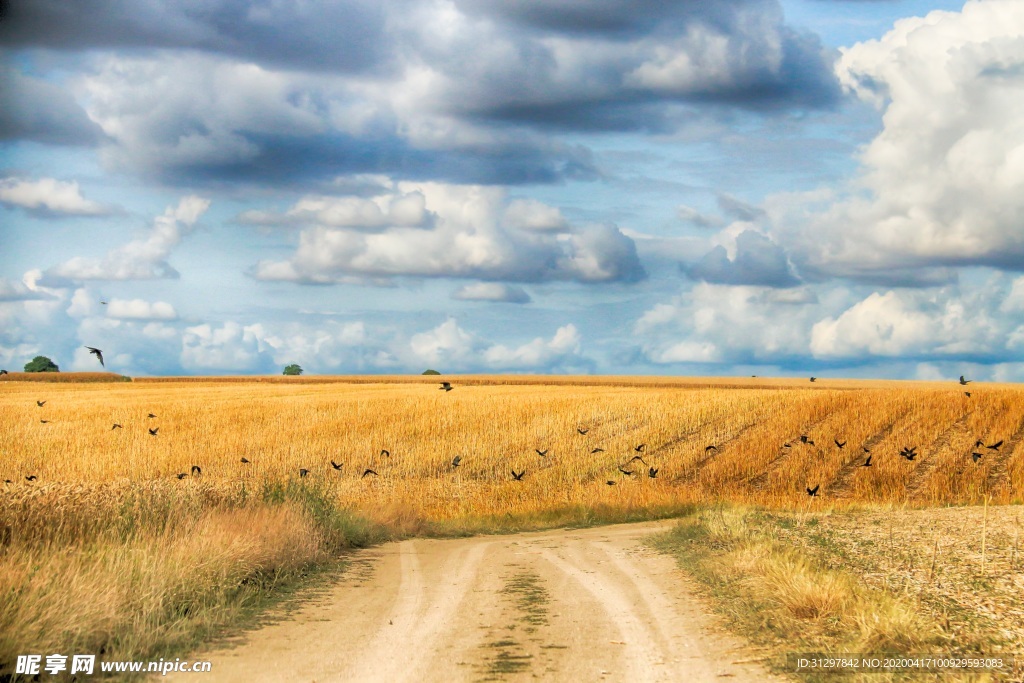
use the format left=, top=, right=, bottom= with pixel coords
left=2, top=0, right=1023, bottom=379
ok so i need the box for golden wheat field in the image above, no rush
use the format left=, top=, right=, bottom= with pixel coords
left=2, top=376, right=1023, bottom=514
left=2, top=375, right=1023, bottom=670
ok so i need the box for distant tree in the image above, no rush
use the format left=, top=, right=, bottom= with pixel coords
left=25, top=356, right=59, bottom=372
left=422, top=369, right=441, bottom=375
left=283, top=364, right=303, bottom=376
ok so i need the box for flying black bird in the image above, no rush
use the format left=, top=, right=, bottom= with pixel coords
left=3, top=479, right=11, bottom=484
left=834, top=439, right=846, bottom=449
left=618, top=466, right=634, bottom=476
left=241, top=457, right=250, bottom=464
left=111, top=423, right=122, bottom=430
left=148, top=413, right=157, bottom=418
left=899, top=447, right=918, bottom=461
left=512, top=469, right=525, bottom=481
left=452, top=455, right=462, bottom=468
left=809, top=377, right=817, bottom=382
left=439, top=382, right=453, bottom=392
left=380, top=449, right=390, bottom=457
left=362, top=468, right=378, bottom=478
left=626, top=454, right=647, bottom=466
left=191, top=465, right=201, bottom=476
left=807, top=484, right=820, bottom=497
left=986, top=440, right=1003, bottom=451
left=0, top=369, right=8, bottom=375
left=972, top=452, right=983, bottom=463
left=536, top=449, right=548, bottom=456
left=606, top=480, right=616, bottom=486
left=648, top=467, right=659, bottom=479
left=863, top=446, right=871, bottom=454
left=577, top=428, right=589, bottom=435
left=148, top=427, right=158, bottom=436
left=85, top=346, right=104, bottom=367
left=299, top=468, right=309, bottom=478
left=36, top=400, right=45, bottom=407
left=960, top=375, right=971, bottom=386
left=591, top=448, right=605, bottom=454
left=634, top=444, right=646, bottom=453
left=964, top=392, right=971, bottom=397
left=331, top=460, right=343, bottom=470
left=860, top=455, right=873, bottom=467
left=783, top=443, right=792, bottom=448
left=975, top=440, right=985, bottom=448
left=26, top=475, right=38, bottom=482
left=799, top=435, right=810, bottom=444
left=176, top=473, right=188, bottom=480
left=40, top=419, right=50, bottom=424
left=704, top=445, right=718, bottom=453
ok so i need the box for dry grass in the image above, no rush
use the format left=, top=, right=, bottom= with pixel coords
left=1, top=377, right=1023, bottom=676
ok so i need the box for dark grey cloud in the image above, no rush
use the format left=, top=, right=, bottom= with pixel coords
left=0, top=68, right=103, bottom=145
left=686, top=229, right=799, bottom=287
left=0, top=0, right=391, bottom=74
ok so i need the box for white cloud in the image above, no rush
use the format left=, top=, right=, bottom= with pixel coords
left=48, top=196, right=210, bottom=280
left=237, top=191, right=431, bottom=229
left=180, top=321, right=274, bottom=371
left=773, top=0, right=1024, bottom=279
left=483, top=324, right=581, bottom=369
left=409, top=318, right=479, bottom=367
left=0, top=177, right=110, bottom=215
left=253, top=182, right=644, bottom=284
left=451, top=282, right=531, bottom=303
left=106, top=298, right=178, bottom=320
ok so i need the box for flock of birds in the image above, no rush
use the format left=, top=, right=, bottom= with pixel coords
left=4, top=373, right=1001, bottom=496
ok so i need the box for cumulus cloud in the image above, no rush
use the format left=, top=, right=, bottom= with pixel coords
left=180, top=321, right=275, bottom=372
left=237, top=191, right=432, bottom=229
left=771, top=0, right=1024, bottom=280
left=452, top=283, right=532, bottom=303
left=0, top=276, right=55, bottom=302
left=0, top=177, right=111, bottom=216
left=686, top=229, right=799, bottom=287
left=47, top=196, right=210, bottom=280
left=408, top=318, right=589, bottom=371
left=253, top=182, right=645, bottom=284
left=105, top=299, right=179, bottom=320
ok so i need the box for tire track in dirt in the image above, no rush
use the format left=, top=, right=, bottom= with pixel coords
left=904, top=411, right=976, bottom=501
left=827, top=407, right=913, bottom=499
left=984, top=413, right=1024, bottom=494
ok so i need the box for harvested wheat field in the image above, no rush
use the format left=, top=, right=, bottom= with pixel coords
left=1, top=376, right=1023, bottom=679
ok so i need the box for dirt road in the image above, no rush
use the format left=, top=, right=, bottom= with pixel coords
left=167, top=521, right=785, bottom=682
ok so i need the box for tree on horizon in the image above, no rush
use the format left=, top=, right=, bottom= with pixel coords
left=283, top=364, right=303, bottom=375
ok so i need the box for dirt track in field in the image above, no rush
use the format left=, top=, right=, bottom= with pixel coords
left=163, top=521, right=786, bottom=682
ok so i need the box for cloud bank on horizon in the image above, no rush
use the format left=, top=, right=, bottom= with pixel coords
left=1, top=0, right=1022, bottom=380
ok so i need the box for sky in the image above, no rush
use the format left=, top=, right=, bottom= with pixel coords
left=1, top=0, right=1023, bottom=379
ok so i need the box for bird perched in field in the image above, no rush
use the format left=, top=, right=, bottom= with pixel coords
left=577, top=428, right=589, bottom=435
left=26, top=475, right=38, bottom=482
left=964, top=392, right=971, bottom=397
left=809, top=377, right=817, bottom=382
left=536, top=449, right=548, bottom=457
left=618, top=466, right=634, bottom=476
left=176, top=473, right=188, bottom=480
left=85, top=346, right=104, bottom=367
left=807, top=484, right=820, bottom=497
left=362, top=468, right=378, bottom=478
left=439, top=382, right=453, bottom=392
left=960, top=375, right=971, bottom=386
left=972, top=452, right=983, bottom=463
left=331, top=460, right=343, bottom=470
left=606, top=480, right=616, bottom=486
left=648, top=467, right=659, bottom=479
left=834, top=439, right=846, bottom=449
left=111, top=423, right=122, bottom=430
left=863, top=446, right=871, bottom=454
left=452, top=455, right=462, bottom=468
left=191, top=465, right=201, bottom=476
left=512, top=469, right=525, bottom=481
left=148, top=413, right=157, bottom=418
left=591, top=447, right=605, bottom=453
left=40, top=419, right=50, bottom=424
left=783, top=442, right=792, bottom=448
left=634, top=444, right=646, bottom=453
left=299, top=468, right=309, bottom=478
left=799, top=435, right=810, bottom=444
left=986, top=440, right=1003, bottom=451
left=860, top=455, right=873, bottom=467
left=148, top=427, right=159, bottom=436
left=380, top=449, right=390, bottom=457
left=704, top=445, right=718, bottom=454
left=36, top=400, right=46, bottom=407
left=240, top=457, right=250, bottom=464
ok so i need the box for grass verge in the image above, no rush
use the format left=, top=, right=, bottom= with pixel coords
left=652, top=505, right=1019, bottom=682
